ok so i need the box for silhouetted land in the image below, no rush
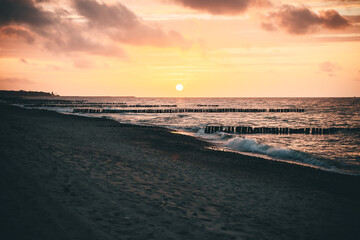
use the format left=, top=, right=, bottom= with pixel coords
left=0, top=103, right=359, bottom=240
left=0, top=90, right=58, bottom=98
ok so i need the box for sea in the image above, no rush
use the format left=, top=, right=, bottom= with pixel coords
left=14, top=97, right=360, bottom=175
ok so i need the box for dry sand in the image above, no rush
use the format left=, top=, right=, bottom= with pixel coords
left=0, top=103, right=360, bottom=240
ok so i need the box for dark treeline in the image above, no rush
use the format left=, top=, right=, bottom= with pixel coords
left=0, top=90, right=58, bottom=97
left=0, top=97, right=178, bottom=108
left=28, top=104, right=177, bottom=108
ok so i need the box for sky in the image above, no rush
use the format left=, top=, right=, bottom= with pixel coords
left=0, top=0, right=359, bottom=97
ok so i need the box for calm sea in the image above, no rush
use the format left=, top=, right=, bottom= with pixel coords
left=20, top=97, right=360, bottom=175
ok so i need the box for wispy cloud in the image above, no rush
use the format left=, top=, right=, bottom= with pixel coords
left=0, top=77, right=34, bottom=84
left=73, top=59, right=95, bottom=69
left=18, top=57, right=38, bottom=66
left=73, top=0, right=191, bottom=49
left=19, top=58, right=28, bottom=64
left=0, top=26, right=35, bottom=43
left=313, top=34, right=360, bottom=42
left=47, top=64, right=62, bottom=70
left=319, top=61, right=341, bottom=77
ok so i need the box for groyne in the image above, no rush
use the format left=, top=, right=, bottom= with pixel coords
left=204, top=126, right=359, bottom=135
left=73, top=108, right=305, bottom=114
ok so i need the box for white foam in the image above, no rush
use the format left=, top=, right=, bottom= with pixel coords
left=223, top=137, right=329, bottom=168
left=195, top=128, right=233, bottom=141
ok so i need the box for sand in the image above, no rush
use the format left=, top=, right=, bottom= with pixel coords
left=0, top=103, right=360, bottom=240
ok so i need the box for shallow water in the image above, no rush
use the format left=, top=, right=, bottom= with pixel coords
left=22, top=97, right=360, bottom=175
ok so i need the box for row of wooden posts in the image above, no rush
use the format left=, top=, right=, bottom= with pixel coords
left=197, top=104, right=219, bottom=107
left=73, top=108, right=305, bottom=114
left=28, top=104, right=177, bottom=108
left=204, top=126, right=356, bottom=135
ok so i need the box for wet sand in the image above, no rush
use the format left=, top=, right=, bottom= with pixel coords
left=1, top=103, right=360, bottom=240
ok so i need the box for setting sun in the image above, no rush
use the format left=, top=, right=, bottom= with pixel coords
left=176, top=84, right=183, bottom=91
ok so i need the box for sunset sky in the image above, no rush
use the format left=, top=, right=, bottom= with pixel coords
left=0, top=0, right=359, bottom=97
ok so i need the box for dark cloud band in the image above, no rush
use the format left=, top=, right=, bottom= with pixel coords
left=73, top=0, right=191, bottom=48
left=1, top=26, right=35, bottom=43
left=262, top=5, right=350, bottom=34
left=169, top=0, right=271, bottom=15
left=0, top=0, right=54, bottom=27
left=0, top=0, right=191, bottom=58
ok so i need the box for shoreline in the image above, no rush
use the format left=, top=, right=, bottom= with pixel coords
left=173, top=129, right=357, bottom=176
left=1, top=103, right=360, bottom=239
left=17, top=104, right=358, bottom=176
left=56, top=106, right=360, bottom=176
left=38, top=105, right=360, bottom=176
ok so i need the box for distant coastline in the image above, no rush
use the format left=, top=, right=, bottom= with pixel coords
left=0, top=90, right=59, bottom=98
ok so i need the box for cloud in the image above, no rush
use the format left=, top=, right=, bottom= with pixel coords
left=319, top=61, right=341, bottom=77
left=168, top=0, right=271, bottom=15
left=0, top=26, right=35, bottom=43
left=0, top=0, right=126, bottom=58
left=0, top=77, right=34, bottom=84
left=73, top=59, right=95, bottom=69
left=0, top=0, right=192, bottom=58
left=337, top=0, right=360, bottom=3
left=110, top=25, right=191, bottom=48
left=73, top=0, right=138, bottom=28
left=261, top=22, right=276, bottom=32
left=263, top=5, right=350, bottom=34
left=0, top=0, right=55, bottom=27
left=345, top=15, right=360, bottom=23
left=73, top=0, right=191, bottom=48
left=19, top=58, right=28, bottom=64
left=40, top=22, right=128, bottom=58
left=313, top=35, right=360, bottom=42
left=18, top=57, right=38, bottom=66
left=47, top=64, right=61, bottom=70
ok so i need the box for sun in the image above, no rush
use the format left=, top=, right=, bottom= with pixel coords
left=176, top=84, right=183, bottom=91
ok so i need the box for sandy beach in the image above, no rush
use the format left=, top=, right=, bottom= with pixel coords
left=0, top=103, right=360, bottom=240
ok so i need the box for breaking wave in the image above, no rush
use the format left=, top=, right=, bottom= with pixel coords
left=223, top=137, right=330, bottom=168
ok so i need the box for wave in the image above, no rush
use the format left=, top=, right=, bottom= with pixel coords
left=223, top=137, right=330, bottom=168
left=196, top=128, right=234, bottom=140
left=21, top=103, right=352, bottom=174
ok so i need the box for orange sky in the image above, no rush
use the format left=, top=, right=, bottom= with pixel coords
left=0, top=0, right=359, bottom=97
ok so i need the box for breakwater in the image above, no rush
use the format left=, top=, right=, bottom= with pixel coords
left=204, top=126, right=359, bottom=134
left=73, top=108, right=305, bottom=114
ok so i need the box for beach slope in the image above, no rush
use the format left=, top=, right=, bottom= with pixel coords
left=0, top=103, right=359, bottom=240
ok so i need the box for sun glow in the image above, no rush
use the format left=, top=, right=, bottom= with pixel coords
left=176, top=84, right=183, bottom=91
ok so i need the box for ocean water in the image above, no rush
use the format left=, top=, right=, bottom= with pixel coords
left=18, top=97, right=360, bottom=175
